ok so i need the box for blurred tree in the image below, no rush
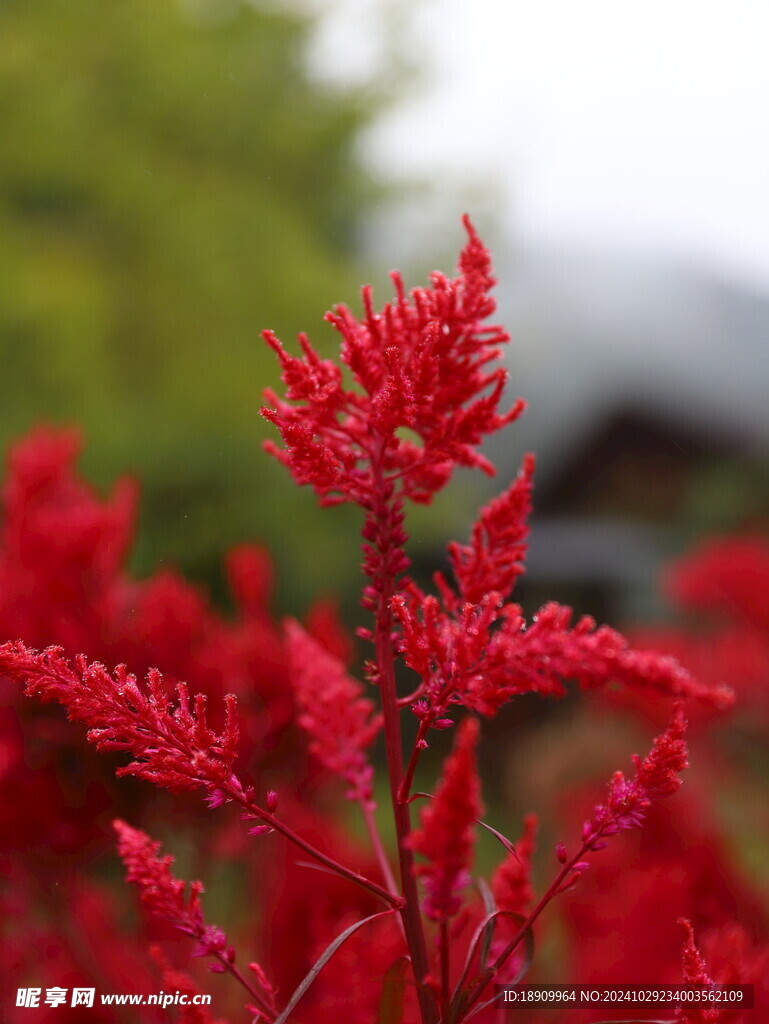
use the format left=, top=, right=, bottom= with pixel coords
left=0, top=0, right=380, bottom=605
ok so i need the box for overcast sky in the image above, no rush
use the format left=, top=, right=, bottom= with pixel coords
left=311, top=0, right=769, bottom=292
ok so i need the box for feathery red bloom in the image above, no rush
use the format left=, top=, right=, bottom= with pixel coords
left=115, top=820, right=237, bottom=971
left=150, top=947, right=230, bottom=1024
left=0, top=642, right=239, bottom=793
left=582, top=705, right=688, bottom=848
left=665, top=536, right=769, bottom=631
left=261, top=216, right=524, bottom=510
left=491, top=814, right=538, bottom=917
left=439, top=454, right=535, bottom=609
left=0, top=426, right=136, bottom=654
left=411, top=717, right=483, bottom=921
left=488, top=814, right=538, bottom=983
left=686, top=922, right=769, bottom=1023
left=285, top=620, right=382, bottom=802
left=394, top=592, right=733, bottom=722
left=305, top=597, right=356, bottom=665
left=676, top=919, right=721, bottom=1023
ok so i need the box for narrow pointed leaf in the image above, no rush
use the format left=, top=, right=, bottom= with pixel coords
left=450, top=909, right=518, bottom=1021
left=452, top=912, right=534, bottom=1023
left=475, top=817, right=520, bottom=860
left=475, top=878, right=497, bottom=970
left=273, top=909, right=397, bottom=1024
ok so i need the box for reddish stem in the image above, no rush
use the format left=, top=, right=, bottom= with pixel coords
left=399, top=714, right=434, bottom=804
left=223, top=781, right=400, bottom=910
left=360, top=798, right=402, bottom=908
left=440, top=918, right=451, bottom=1020
left=371, top=454, right=439, bottom=1024
left=459, top=841, right=591, bottom=1018
left=376, top=588, right=440, bottom=1024
left=213, top=952, right=276, bottom=1022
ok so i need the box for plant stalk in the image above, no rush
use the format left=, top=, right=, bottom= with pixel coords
left=375, top=593, right=440, bottom=1024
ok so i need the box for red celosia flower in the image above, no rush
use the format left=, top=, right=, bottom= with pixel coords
left=489, top=814, right=538, bottom=983
left=395, top=592, right=732, bottom=722
left=676, top=919, right=721, bottom=1023
left=261, top=216, right=524, bottom=510
left=690, top=922, right=769, bottom=1023
left=150, top=947, right=230, bottom=1024
left=411, top=717, right=482, bottom=921
left=491, top=813, right=537, bottom=917
left=558, top=785, right=769, bottom=993
left=114, top=820, right=276, bottom=1021
left=439, top=453, right=535, bottom=609
left=0, top=426, right=136, bottom=654
left=0, top=642, right=239, bottom=793
left=582, top=704, right=688, bottom=847
left=285, top=620, right=382, bottom=802
left=305, top=597, right=356, bottom=665
left=665, top=536, right=769, bottom=631
left=115, top=820, right=225, bottom=954
left=615, top=533, right=769, bottom=730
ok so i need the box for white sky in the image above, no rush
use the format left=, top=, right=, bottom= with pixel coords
left=311, top=0, right=769, bottom=291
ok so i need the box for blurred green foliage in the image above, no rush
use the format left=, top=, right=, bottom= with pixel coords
left=0, top=0, right=381, bottom=606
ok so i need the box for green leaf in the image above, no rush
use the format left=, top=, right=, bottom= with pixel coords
left=376, top=955, right=410, bottom=1024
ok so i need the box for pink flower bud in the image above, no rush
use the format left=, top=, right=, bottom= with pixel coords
left=248, top=825, right=272, bottom=837
left=266, top=790, right=278, bottom=813
left=555, top=842, right=568, bottom=864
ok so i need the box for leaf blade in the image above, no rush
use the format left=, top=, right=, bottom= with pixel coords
left=273, top=908, right=398, bottom=1024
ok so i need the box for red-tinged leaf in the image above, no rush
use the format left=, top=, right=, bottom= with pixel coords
left=406, top=791, right=432, bottom=805
left=475, top=817, right=520, bottom=861
left=451, top=912, right=534, bottom=1023
left=273, top=909, right=398, bottom=1024
left=291, top=859, right=349, bottom=880
left=450, top=909, right=516, bottom=1020
left=475, top=878, right=497, bottom=970
left=377, top=955, right=410, bottom=1024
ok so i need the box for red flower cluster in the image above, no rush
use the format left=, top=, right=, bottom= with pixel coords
left=666, top=536, right=769, bottom=630
left=115, top=821, right=276, bottom=1021
left=2, top=221, right=753, bottom=1024
left=261, top=215, right=523, bottom=509
left=115, top=820, right=213, bottom=947
left=285, top=620, right=382, bottom=803
left=491, top=814, right=537, bottom=917
left=0, top=644, right=239, bottom=793
left=581, top=704, right=688, bottom=845
left=411, top=717, right=482, bottom=921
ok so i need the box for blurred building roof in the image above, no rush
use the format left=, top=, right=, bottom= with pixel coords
left=482, top=244, right=769, bottom=619
left=490, top=243, right=769, bottom=491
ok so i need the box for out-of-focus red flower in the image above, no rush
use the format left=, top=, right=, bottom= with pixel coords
left=675, top=919, right=769, bottom=1024
left=285, top=620, right=382, bottom=803
left=665, top=536, right=769, bottom=631
left=411, top=717, right=483, bottom=922
left=491, top=814, right=537, bottom=917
